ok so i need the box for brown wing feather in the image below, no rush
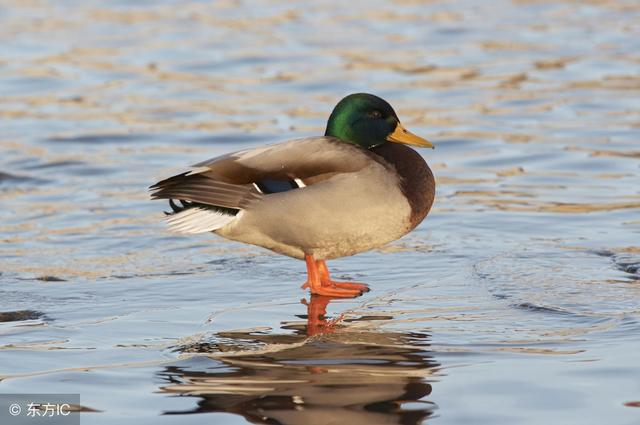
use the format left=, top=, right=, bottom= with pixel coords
left=150, top=173, right=261, bottom=209
left=150, top=137, right=373, bottom=210
left=191, top=137, right=372, bottom=184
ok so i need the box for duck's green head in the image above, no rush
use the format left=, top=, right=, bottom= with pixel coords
left=325, top=93, right=434, bottom=150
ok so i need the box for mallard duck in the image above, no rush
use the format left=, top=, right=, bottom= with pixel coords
left=150, top=93, right=435, bottom=298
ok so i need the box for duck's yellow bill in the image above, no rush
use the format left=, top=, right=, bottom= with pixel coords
left=386, top=123, right=434, bottom=148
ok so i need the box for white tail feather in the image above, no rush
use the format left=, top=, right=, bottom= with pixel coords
left=165, top=207, right=237, bottom=234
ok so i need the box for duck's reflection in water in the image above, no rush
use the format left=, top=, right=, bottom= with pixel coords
left=159, top=296, right=439, bottom=424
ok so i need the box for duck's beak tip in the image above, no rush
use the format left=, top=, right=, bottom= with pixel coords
left=386, top=123, right=434, bottom=149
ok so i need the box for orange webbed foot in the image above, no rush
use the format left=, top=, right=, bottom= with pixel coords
left=311, top=284, right=363, bottom=298
left=302, top=255, right=368, bottom=299
left=322, top=280, right=370, bottom=293
left=317, top=259, right=369, bottom=295
left=302, top=280, right=364, bottom=297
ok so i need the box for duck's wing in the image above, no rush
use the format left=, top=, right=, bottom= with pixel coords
left=191, top=136, right=372, bottom=184
left=150, top=137, right=373, bottom=234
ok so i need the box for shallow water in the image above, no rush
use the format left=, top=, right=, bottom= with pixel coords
left=1, top=0, right=639, bottom=424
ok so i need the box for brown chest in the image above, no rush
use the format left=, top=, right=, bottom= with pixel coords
left=370, top=143, right=436, bottom=229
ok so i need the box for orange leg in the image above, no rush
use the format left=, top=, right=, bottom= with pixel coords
left=301, top=254, right=364, bottom=298
left=316, top=260, right=370, bottom=293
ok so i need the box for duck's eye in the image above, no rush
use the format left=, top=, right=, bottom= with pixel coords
left=370, top=110, right=382, bottom=119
